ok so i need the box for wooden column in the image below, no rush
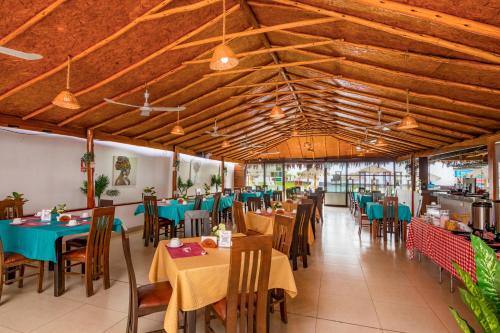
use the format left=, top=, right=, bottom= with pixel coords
left=172, top=149, right=178, bottom=197
left=282, top=162, right=286, bottom=194
left=488, top=138, right=498, bottom=200
left=410, top=154, right=416, bottom=216
left=419, top=157, right=429, bottom=191
left=86, top=129, right=95, bottom=209
left=221, top=157, right=225, bottom=191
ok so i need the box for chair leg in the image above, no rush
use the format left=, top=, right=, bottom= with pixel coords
left=153, top=225, right=159, bottom=248
left=66, top=244, right=72, bottom=272
left=204, top=306, right=214, bottom=333
left=144, top=221, right=150, bottom=247
left=279, top=293, right=288, bottom=324
left=37, top=261, right=44, bottom=293
left=0, top=269, right=4, bottom=304
left=103, top=255, right=111, bottom=290
left=291, top=253, right=298, bottom=271
left=18, top=265, right=25, bottom=288
left=85, top=261, right=94, bottom=297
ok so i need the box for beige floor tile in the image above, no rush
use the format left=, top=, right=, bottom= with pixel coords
left=320, top=276, right=371, bottom=299
left=104, top=317, right=165, bottom=333
left=0, top=326, right=20, bottom=333
left=367, top=282, right=427, bottom=307
left=316, top=319, right=382, bottom=332
left=31, top=304, right=126, bottom=333
left=317, top=293, right=380, bottom=328
left=374, top=301, right=448, bottom=333
left=269, top=313, right=317, bottom=333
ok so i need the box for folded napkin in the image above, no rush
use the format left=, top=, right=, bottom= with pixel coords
left=167, top=242, right=206, bottom=259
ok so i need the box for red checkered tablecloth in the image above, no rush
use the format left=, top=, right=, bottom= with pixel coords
left=407, top=218, right=477, bottom=281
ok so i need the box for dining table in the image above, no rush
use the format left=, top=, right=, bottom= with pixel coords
left=355, top=193, right=373, bottom=209
left=134, top=195, right=233, bottom=225
left=149, top=235, right=297, bottom=333
left=0, top=216, right=122, bottom=296
left=245, top=211, right=315, bottom=245
left=365, top=202, right=412, bottom=223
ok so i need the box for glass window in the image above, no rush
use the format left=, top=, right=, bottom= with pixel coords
left=246, top=164, right=264, bottom=188
left=325, top=162, right=347, bottom=192
left=395, top=161, right=411, bottom=191
left=285, top=163, right=324, bottom=192
left=347, top=162, right=395, bottom=194
left=265, top=163, right=283, bottom=190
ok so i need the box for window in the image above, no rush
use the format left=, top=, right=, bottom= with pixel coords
left=245, top=164, right=264, bottom=188
left=325, top=162, right=347, bottom=192
left=285, top=163, right=324, bottom=191
left=347, top=162, right=395, bottom=194
left=265, top=163, right=283, bottom=190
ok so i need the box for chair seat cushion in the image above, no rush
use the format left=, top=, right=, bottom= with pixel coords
left=138, top=281, right=173, bottom=309
left=66, top=236, right=88, bottom=248
left=4, top=252, right=27, bottom=265
left=63, top=248, right=87, bottom=261
left=211, top=294, right=255, bottom=322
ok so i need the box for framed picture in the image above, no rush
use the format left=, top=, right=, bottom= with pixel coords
left=112, top=156, right=137, bottom=186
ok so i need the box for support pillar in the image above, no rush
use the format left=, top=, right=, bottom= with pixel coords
left=86, top=129, right=95, bottom=209
left=488, top=138, right=498, bottom=200
left=172, top=149, right=178, bottom=198
left=410, top=154, right=416, bottom=216
left=221, top=157, right=225, bottom=192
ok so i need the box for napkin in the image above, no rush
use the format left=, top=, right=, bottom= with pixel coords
left=167, top=242, right=206, bottom=259
left=255, top=209, right=262, bottom=214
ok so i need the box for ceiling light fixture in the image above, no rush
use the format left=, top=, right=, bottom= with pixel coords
left=209, top=0, right=238, bottom=71
left=222, top=140, right=230, bottom=148
left=52, top=56, right=80, bottom=109
left=270, top=84, right=285, bottom=119
left=375, top=136, right=388, bottom=147
left=397, top=89, right=418, bottom=130
left=170, top=110, right=185, bottom=135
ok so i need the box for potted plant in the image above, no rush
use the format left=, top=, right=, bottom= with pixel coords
left=203, top=183, right=211, bottom=196
left=51, top=204, right=67, bottom=220
left=210, top=174, right=222, bottom=192
left=177, top=176, right=193, bottom=199
left=211, top=223, right=226, bottom=238
left=143, top=186, right=156, bottom=197
left=80, top=152, right=95, bottom=172
left=449, top=235, right=500, bottom=332
left=273, top=201, right=284, bottom=214
left=81, top=174, right=120, bottom=205
left=6, top=192, right=28, bottom=204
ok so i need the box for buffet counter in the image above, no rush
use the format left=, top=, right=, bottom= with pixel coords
left=436, top=193, right=486, bottom=224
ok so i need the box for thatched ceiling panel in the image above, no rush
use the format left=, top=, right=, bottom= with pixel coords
left=0, top=1, right=50, bottom=36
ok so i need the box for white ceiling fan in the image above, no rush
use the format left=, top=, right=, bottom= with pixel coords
left=0, top=46, right=43, bottom=60
left=204, top=119, right=232, bottom=137
left=343, top=108, right=399, bottom=132
left=104, top=89, right=185, bottom=116
left=239, top=135, right=264, bottom=149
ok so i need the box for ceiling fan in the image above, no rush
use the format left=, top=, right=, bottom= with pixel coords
left=239, top=135, right=264, bottom=149
left=0, top=46, right=43, bottom=60
left=104, top=89, right=185, bottom=116
left=204, top=119, right=232, bottom=137
left=343, top=108, right=399, bottom=132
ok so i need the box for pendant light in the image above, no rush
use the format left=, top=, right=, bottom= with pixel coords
left=170, top=110, right=185, bottom=135
left=291, top=128, right=299, bottom=136
left=209, top=0, right=238, bottom=71
left=52, top=56, right=80, bottom=109
left=398, top=89, right=418, bottom=130
left=270, top=85, right=285, bottom=119
left=375, top=136, right=388, bottom=147
left=222, top=140, right=230, bottom=148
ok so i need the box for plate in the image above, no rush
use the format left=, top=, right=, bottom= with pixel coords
left=167, top=241, right=183, bottom=248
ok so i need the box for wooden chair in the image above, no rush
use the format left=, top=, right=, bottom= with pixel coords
left=290, top=201, right=313, bottom=270
left=98, top=199, right=114, bottom=207
left=233, top=188, right=241, bottom=202
left=205, top=235, right=273, bottom=333
left=247, top=197, right=261, bottom=212
left=223, top=188, right=232, bottom=196
left=193, top=195, right=203, bottom=210
left=285, top=188, right=293, bottom=200
left=381, top=197, right=399, bottom=241
left=270, top=214, right=294, bottom=323
left=233, top=201, right=260, bottom=236
left=316, top=190, right=325, bottom=224
left=272, top=191, right=283, bottom=202
left=263, top=193, right=272, bottom=210
left=0, top=199, right=23, bottom=220
left=143, top=196, right=170, bottom=247
left=306, top=194, right=319, bottom=239
left=245, top=186, right=253, bottom=192
left=255, top=185, right=262, bottom=192
left=121, top=227, right=181, bottom=333
left=62, top=207, right=115, bottom=297
left=211, top=193, right=222, bottom=227
left=0, top=238, right=44, bottom=303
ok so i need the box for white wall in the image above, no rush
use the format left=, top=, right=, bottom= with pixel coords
left=177, top=153, right=222, bottom=195
left=0, top=128, right=172, bottom=215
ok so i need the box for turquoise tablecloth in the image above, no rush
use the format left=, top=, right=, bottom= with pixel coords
left=0, top=218, right=122, bottom=263
left=365, top=202, right=412, bottom=223
left=134, top=196, right=233, bottom=225
left=356, top=193, right=373, bottom=209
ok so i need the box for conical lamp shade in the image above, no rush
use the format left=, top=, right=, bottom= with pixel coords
left=270, top=105, right=285, bottom=119
left=170, top=124, right=185, bottom=135
left=210, top=44, right=239, bottom=71
left=222, top=140, right=230, bottom=148
left=375, top=137, right=388, bottom=147
left=292, top=129, right=298, bottom=136
left=52, top=90, right=80, bottom=109
left=397, top=115, right=418, bottom=130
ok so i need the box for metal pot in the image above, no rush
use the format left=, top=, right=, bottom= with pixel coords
left=471, top=201, right=491, bottom=231
left=493, top=200, right=500, bottom=234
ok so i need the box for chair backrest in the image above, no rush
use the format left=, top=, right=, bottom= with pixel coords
left=263, top=193, right=271, bottom=209
left=224, top=188, right=232, bottom=196
left=272, top=214, right=294, bottom=256
left=232, top=201, right=247, bottom=234
left=193, top=195, right=203, bottom=210
left=307, top=194, right=319, bottom=222
left=247, top=197, right=261, bottom=212
left=226, top=235, right=272, bottom=333
left=120, top=226, right=138, bottom=312
left=143, top=195, right=158, bottom=230
left=292, top=201, right=313, bottom=254
left=272, top=191, right=283, bottom=202
left=383, top=196, right=399, bottom=222
left=294, top=186, right=301, bottom=194
left=255, top=185, right=262, bottom=192
left=234, top=188, right=241, bottom=202
left=211, top=193, right=222, bottom=224
left=245, top=186, right=253, bottom=192
left=0, top=199, right=23, bottom=220
left=86, top=207, right=115, bottom=263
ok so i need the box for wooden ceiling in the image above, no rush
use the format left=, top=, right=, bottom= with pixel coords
left=1, top=0, right=499, bottom=161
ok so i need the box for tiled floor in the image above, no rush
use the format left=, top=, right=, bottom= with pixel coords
left=0, top=207, right=479, bottom=332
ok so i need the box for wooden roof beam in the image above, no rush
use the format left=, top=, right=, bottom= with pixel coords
left=272, top=0, right=500, bottom=64
left=138, top=0, right=222, bottom=22
left=217, top=75, right=341, bottom=89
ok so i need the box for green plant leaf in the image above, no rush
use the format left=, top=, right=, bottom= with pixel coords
left=459, top=288, right=500, bottom=333
left=453, top=262, right=487, bottom=302
left=471, top=235, right=500, bottom=315
left=449, top=307, right=475, bottom=333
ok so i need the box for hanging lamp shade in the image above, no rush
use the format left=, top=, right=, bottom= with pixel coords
left=291, top=129, right=299, bottom=136
left=170, top=124, right=185, bottom=135
left=397, top=89, right=418, bottom=130
left=355, top=144, right=363, bottom=151
left=375, top=136, right=388, bottom=147
left=52, top=56, right=80, bottom=109
left=270, top=105, right=285, bottom=119
left=210, top=44, right=238, bottom=71
left=222, top=140, right=230, bottom=148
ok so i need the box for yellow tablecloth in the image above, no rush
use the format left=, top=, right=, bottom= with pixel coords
left=149, top=237, right=298, bottom=333
left=246, top=211, right=315, bottom=245
left=273, top=200, right=321, bottom=220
